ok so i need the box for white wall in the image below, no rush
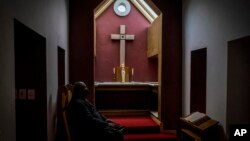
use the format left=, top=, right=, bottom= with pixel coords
left=0, top=0, right=69, bottom=141
left=182, top=0, right=250, bottom=132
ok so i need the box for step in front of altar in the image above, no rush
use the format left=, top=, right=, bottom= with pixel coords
left=108, top=115, right=177, bottom=141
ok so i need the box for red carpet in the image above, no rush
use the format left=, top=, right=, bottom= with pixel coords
left=125, top=133, right=177, bottom=141
left=110, top=116, right=160, bottom=134
left=109, top=116, right=177, bottom=141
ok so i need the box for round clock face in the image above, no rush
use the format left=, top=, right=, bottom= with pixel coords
left=114, top=0, right=131, bottom=17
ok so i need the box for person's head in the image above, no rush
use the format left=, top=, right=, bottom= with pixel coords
left=73, top=81, right=89, bottom=99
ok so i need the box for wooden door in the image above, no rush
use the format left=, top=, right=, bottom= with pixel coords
left=190, top=48, right=207, bottom=113
left=58, top=47, right=65, bottom=87
left=14, top=19, right=47, bottom=141
left=227, top=36, right=250, bottom=132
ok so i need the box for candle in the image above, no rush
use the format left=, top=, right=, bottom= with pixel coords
left=113, top=67, right=115, bottom=74
left=131, top=68, right=134, bottom=75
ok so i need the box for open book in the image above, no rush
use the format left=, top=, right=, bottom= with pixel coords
left=184, top=111, right=210, bottom=126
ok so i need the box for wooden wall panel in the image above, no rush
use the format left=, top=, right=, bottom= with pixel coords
left=147, top=14, right=162, bottom=58
left=69, top=0, right=102, bottom=102
left=152, top=0, right=182, bottom=130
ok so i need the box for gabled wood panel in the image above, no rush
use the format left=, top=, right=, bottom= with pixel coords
left=147, top=14, right=162, bottom=58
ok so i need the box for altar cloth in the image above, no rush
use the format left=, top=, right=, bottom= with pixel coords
left=94, top=82, right=158, bottom=87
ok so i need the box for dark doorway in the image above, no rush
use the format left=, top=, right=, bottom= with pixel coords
left=227, top=36, right=250, bottom=132
left=190, top=48, right=207, bottom=113
left=56, top=48, right=66, bottom=141
left=14, top=19, right=47, bottom=141
left=58, top=47, right=65, bottom=87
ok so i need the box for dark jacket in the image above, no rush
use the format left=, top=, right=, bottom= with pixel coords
left=67, top=97, right=123, bottom=141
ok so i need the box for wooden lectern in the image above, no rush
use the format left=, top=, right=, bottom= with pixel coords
left=179, top=112, right=219, bottom=141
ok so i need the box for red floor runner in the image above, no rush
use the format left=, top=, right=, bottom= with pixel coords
left=125, top=133, right=177, bottom=141
left=109, top=116, right=160, bottom=134
left=108, top=116, right=177, bottom=141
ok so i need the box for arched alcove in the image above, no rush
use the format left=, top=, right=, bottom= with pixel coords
left=93, top=0, right=162, bottom=119
left=69, top=0, right=182, bottom=130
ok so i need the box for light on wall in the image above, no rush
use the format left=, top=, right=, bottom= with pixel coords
left=114, top=0, right=131, bottom=17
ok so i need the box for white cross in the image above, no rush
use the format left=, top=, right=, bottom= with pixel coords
left=111, top=25, right=135, bottom=66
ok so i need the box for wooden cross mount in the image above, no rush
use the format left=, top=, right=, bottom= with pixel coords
left=111, top=25, right=135, bottom=66
left=111, top=25, right=135, bottom=82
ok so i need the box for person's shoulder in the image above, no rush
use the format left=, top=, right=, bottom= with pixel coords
left=68, top=98, right=86, bottom=111
left=74, top=98, right=89, bottom=106
left=68, top=98, right=82, bottom=106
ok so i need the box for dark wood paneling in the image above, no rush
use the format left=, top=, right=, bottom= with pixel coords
left=96, top=90, right=152, bottom=110
left=95, top=85, right=157, bottom=110
left=14, top=19, right=47, bottom=141
left=191, top=48, right=207, bottom=113
left=69, top=0, right=102, bottom=102
left=152, top=0, right=183, bottom=130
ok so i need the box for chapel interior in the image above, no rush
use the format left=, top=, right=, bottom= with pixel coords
left=0, top=0, right=250, bottom=141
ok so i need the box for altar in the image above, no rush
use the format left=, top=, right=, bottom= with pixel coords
left=94, top=2, right=159, bottom=115
left=95, top=82, right=158, bottom=112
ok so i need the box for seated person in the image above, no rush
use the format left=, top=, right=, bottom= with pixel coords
left=67, top=81, right=124, bottom=141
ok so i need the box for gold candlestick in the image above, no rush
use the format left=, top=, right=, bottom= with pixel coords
left=113, top=67, right=116, bottom=81
left=131, top=68, right=134, bottom=82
